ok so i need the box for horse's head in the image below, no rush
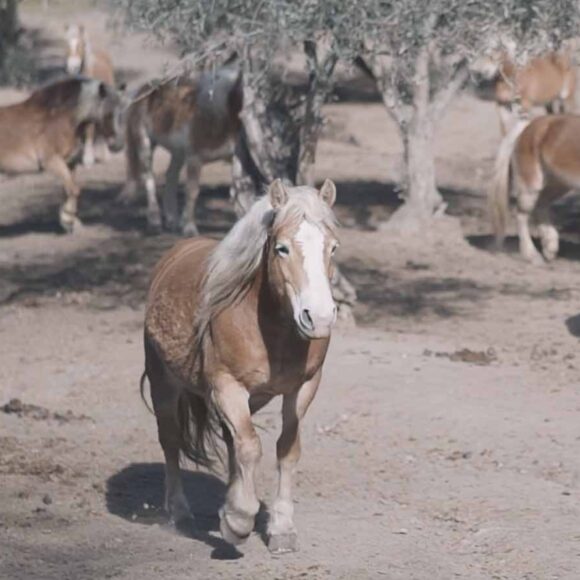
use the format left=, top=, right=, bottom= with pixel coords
left=266, top=180, right=338, bottom=340
left=79, top=80, right=128, bottom=152
left=65, top=24, right=86, bottom=75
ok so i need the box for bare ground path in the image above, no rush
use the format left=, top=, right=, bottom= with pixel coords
left=2, top=3, right=580, bottom=580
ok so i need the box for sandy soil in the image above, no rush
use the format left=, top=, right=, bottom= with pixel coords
left=2, top=3, right=580, bottom=579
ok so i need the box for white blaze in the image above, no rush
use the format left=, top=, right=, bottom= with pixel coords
left=294, top=220, right=335, bottom=326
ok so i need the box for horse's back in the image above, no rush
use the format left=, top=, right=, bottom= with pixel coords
left=145, top=237, right=217, bottom=369
left=516, top=115, right=580, bottom=188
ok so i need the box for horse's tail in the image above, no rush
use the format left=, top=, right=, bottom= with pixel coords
left=176, top=389, right=223, bottom=469
left=140, top=365, right=222, bottom=469
left=489, top=118, right=530, bottom=247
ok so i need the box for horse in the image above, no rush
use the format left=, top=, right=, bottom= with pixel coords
left=489, top=114, right=580, bottom=263
left=0, top=77, right=126, bottom=232
left=142, top=179, right=338, bottom=552
left=118, top=67, right=242, bottom=236
left=476, top=52, right=576, bottom=134
left=65, top=24, right=117, bottom=166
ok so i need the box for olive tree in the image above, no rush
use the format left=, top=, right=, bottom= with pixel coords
left=0, top=0, right=20, bottom=79
left=118, top=0, right=358, bottom=314
left=355, top=0, right=580, bottom=230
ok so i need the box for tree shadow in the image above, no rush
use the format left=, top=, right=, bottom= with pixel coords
left=106, top=462, right=268, bottom=560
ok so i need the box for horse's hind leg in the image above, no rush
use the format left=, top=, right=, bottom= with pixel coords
left=162, top=150, right=185, bottom=232
left=268, top=372, right=321, bottom=554
left=82, top=123, right=96, bottom=167
left=146, top=347, right=191, bottom=523
left=180, top=155, right=202, bottom=237
left=515, top=173, right=544, bottom=263
left=535, top=201, right=559, bottom=262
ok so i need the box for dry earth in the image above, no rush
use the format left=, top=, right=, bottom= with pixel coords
left=1, top=3, right=580, bottom=579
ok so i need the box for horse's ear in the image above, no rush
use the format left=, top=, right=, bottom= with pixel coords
left=318, top=179, right=336, bottom=207
left=268, top=179, right=288, bottom=209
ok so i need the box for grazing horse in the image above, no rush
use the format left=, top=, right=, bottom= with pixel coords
left=478, top=52, right=576, bottom=134
left=119, top=67, right=242, bottom=235
left=489, top=114, right=580, bottom=263
left=65, top=24, right=117, bottom=166
left=143, top=179, right=338, bottom=552
left=0, top=77, right=126, bottom=232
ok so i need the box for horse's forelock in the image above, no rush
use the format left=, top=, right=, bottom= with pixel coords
left=197, top=187, right=335, bottom=340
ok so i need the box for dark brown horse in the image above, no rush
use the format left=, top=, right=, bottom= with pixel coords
left=143, top=179, right=338, bottom=552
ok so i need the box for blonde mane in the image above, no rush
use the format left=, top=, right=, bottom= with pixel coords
left=196, top=186, right=336, bottom=338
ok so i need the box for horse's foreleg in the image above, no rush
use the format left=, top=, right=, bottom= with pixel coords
left=214, top=381, right=261, bottom=545
left=180, top=155, right=202, bottom=237
left=268, top=372, right=321, bottom=554
left=46, top=157, right=82, bottom=233
left=162, top=150, right=185, bottom=232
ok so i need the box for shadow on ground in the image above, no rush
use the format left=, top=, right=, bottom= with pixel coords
left=106, top=463, right=269, bottom=559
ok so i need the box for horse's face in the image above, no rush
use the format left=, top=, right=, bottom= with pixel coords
left=267, top=180, right=338, bottom=340
left=65, top=24, right=85, bottom=74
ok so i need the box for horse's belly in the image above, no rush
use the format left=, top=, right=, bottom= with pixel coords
left=156, top=125, right=189, bottom=152
left=0, top=152, right=39, bottom=174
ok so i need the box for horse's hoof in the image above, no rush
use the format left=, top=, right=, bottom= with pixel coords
left=146, top=211, right=163, bottom=235
left=59, top=215, right=84, bottom=234
left=268, top=533, right=298, bottom=554
left=219, top=510, right=251, bottom=546
left=181, top=222, right=199, bottom=238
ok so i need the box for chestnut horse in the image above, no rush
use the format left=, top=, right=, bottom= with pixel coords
left=65, top=24, right=117, bottom=166
left=0, top=77, right=125, bottom=232
left=143, top=179, right=338, bottom=552
left=489, top=114, right=580, bottom=263
left=119, top=68, right=242, bottom=235
left=479, top=52, right=576, bottom=134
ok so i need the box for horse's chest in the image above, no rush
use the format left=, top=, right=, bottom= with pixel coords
left=241, top=341, right=328, bottom=396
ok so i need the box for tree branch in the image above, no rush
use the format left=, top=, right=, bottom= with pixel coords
left=430, top=59, right=469, bottom=120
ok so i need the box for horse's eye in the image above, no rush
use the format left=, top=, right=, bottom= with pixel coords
left=275, top=243, right=290, bottom=257
left=331, top=242, right=339, bottom=255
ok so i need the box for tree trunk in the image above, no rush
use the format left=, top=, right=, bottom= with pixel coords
left=401, top=116, right=443, bottom=214
left=297, top=42, right=337, bottom=187
left=0, top=0, right=20, bottom=71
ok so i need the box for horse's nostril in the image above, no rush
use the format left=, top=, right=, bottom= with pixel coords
left=300, top=309, right=314, bottom=331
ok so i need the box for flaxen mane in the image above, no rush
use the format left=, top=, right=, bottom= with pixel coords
left=196, top=186, right=336, bottom=341
left=26, top=78, right=86, bottom=111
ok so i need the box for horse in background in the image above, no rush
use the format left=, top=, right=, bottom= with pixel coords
left=65, top=23, right=117, bottom=166
left=143, top=179, right=338, bottom=552
left=489, top=114, right=580, bottom=263
left=0, top=77, right=126, bottom=232
left=475, top=51, right=576, bottom=134
left=118, top=67, right=242, bottom=235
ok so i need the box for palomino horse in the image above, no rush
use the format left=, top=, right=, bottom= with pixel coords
left=0, top=77, right=126, bottom=232
left=489, top=114, right=580, bottom=263
left=143, top=179, right=338, bottom=552
left=119, top=68, right=242, bottom=235
left=479, top=52, right=576, bottom=134
left=65, top=24, right=117, bottom=166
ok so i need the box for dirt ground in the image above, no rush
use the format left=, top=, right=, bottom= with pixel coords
left=2, top=3, right=580, bottom=580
